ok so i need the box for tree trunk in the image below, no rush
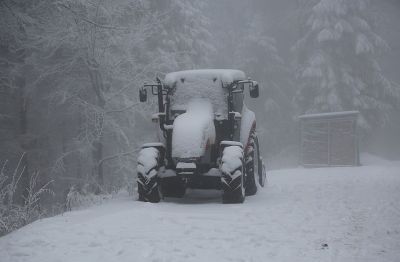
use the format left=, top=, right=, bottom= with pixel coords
left=87, top=60, right=106, bottom=190
left=92, top=138, right=103, bottom=189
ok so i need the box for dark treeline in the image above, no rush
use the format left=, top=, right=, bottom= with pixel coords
left=1, top=0, right=399, bottom=232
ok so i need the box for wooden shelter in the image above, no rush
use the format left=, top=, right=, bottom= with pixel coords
left=299, top=111, right=360, bottom=167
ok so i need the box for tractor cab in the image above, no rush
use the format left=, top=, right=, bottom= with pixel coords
left=137, top=69, right=265, bottom=203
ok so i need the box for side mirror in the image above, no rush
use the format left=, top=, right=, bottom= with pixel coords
left=249, top=82, right=259, bottom=98
left=139, top=88, right=147, bottom=102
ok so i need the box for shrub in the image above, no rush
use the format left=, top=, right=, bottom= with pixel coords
left=0, top=155, right=53, bottom=236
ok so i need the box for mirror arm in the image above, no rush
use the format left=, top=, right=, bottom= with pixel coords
left=142, top=79, right=167, bottom=131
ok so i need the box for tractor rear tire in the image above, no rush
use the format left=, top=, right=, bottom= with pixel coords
left=138, top=181, right=161, bottom=203
left=245, top=132, right=260, bottom=196
left=137, top=147, right=162, bottom=203
left=220, top=146, right=245, bottom=204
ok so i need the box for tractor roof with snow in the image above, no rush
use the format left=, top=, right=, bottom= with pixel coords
left=164, top=69, right=247, bottom=86
left=139, top=69, right=259, bottom=120
left=165, top=69, right=249, bottom=118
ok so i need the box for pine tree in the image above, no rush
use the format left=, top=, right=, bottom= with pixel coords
left=235, top=13, right=295, bottom=155
left=206, top=0, right=296, bottom=156
left=146, top=0, right=214, bottom=71
left=293, top=0, right=400, bottom=130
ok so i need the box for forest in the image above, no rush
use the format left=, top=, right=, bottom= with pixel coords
left=1, top=0, right=400, bottom=235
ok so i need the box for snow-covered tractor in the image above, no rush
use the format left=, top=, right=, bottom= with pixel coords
left=137, top=69, right=266, bottom=203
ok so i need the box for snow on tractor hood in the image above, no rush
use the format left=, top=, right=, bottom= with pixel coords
left=172, top=99, right=216, bottom=159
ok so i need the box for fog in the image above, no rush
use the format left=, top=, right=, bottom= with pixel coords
left=207, top=0, right=400, bottom=164
left=0, top=0, right=400, bottom=233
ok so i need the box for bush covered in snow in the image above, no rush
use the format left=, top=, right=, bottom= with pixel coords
left=0, top=158, right=53, bottom=236
left=65, top=184, right=112, bottom=211
left=0, top=157, right=115, bottom=235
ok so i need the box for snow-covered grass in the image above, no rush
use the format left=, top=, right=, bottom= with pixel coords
left=65, top=186, right=113, bottom=212
left=0, top=158, right=399, bottom=262
left=0, top=158, right=53, bottom=236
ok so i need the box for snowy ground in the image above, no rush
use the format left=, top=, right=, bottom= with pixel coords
left=1, top=157, right=400, bottom=262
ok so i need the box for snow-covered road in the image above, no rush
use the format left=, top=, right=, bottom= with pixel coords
left=1, top=159, right=400, bottom=262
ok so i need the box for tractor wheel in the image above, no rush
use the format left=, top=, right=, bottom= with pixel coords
left=245, top=132, right=260, bottom=196
left=137, top=147, right=162, bottom=203
left=220, top=145, right=245, bottom=204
